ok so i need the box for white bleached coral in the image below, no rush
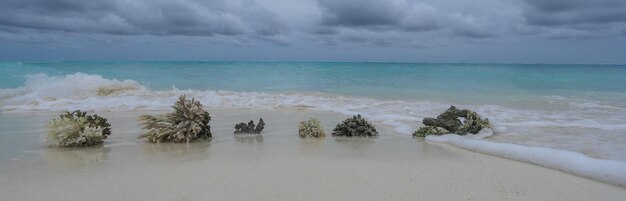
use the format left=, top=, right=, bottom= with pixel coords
left=46, top=110, right=111, bottom=147
left=138, top=95, right=212, bottom=143
left=298, top=118, right=326, bottom=138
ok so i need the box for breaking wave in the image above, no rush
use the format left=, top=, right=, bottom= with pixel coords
left=2, top=73, right=625, bottom=134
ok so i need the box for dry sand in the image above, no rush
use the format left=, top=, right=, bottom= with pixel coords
left=0, top=109, right=625, bottom=201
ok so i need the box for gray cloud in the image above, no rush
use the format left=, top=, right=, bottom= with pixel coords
left=0, top=0, right=625, bottom=53
left=316, top=0, right=441, bottom=32
left=517, top=0, right=626, bottom=40
left=0, top=0, right=282, bottom=36
left=522, top=0, right=626, bottom=26
left=318, top=0, right=398, bottom=26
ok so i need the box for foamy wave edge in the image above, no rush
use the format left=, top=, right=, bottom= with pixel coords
left=0, top=73, right=460, bottom=134
left=427, top=134, right=626, bottom=188
left=2, top=73, right=625, bottom=134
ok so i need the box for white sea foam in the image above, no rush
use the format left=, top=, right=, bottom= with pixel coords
left=499, top=120, right=626, bottom=131
left=426, top=134, right=626, bottom=187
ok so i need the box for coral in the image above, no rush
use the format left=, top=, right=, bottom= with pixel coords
left=256, top=118, right=265, bottom=133
left=332, top=114, right=378, bottom=137
left=45, top=110, right=111, bottom=147
left=457, top=110, right=491, bottom=134
left=138, top=95, right=212, bottom=143
left=298, top=118, right=326, bottom=138
left=412, top=126, right=445, bottom=137
left=234, top=118, right=265, bottom=134
left=413, top=106, right=490, bottom=137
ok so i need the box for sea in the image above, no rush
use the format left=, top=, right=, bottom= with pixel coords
left=1, top=61, right=625, bottom=172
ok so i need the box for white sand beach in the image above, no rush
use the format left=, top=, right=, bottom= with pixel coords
left=1, top=109, right=625, bottom=201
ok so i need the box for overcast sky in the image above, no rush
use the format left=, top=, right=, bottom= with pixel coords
left=1, top=0, right=626, bottom=63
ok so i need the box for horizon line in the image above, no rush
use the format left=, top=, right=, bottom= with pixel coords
left=1, top=59, right=625, bottom=66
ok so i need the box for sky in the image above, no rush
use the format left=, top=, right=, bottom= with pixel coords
left=1, top=0, right=626, bottom=63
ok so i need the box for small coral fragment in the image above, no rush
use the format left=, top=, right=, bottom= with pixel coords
left=298, top=118, right=326, bottom=138
left=234, top=118, right=265, bottom=134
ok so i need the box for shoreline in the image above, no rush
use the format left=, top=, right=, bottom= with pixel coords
left=2, top=71, right=626, bottom=163
left=1, top=109, right=625, bottom=200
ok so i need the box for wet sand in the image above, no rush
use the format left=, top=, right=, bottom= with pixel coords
left=0, top=109, right=625, bottom=201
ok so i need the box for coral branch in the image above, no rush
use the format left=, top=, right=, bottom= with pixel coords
left=138, top=95, right=212, bottom=143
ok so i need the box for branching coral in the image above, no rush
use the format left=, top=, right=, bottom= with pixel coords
left=413, top=106, right=490, bottom=137
left=298, top=118, right=326, bottom=138
left=138, top=95, right=212, bottom=143
left=332, top=114, right=378, bottom=137
left=234, top=118, right=265, bottom=134
left=46, top=110, right=111, bottom=147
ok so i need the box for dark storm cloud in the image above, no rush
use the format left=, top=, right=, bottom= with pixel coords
left=316, top=0, right=441, bottom=32
left=318, top=0, right=401, bottom=26
left=1, top=0, right=625, bottom=51
left=0, top=0, right=510, bottom=41
left=0, top=0, right=281, bottom=36
left=1, top=0, right=499, bottom=48
left=522, top=0, right=626, bottom=26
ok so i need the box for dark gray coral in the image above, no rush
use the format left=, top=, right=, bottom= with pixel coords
left=234, top=118, right=265, bottom=134
left=332, top=114, right=378, bottom=137
left=413, top=106, right=490, bottom=137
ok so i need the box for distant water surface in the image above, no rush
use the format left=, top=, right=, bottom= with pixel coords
left=1, top=61, right=625, bottom=107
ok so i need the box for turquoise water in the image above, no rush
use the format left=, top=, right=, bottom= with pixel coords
left=1, top=61, right=626, bottom=161
left=2, top=61, right=625, bottom=106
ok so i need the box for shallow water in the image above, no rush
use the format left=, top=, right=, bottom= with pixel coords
left=1, top=61, right=625, bottom=162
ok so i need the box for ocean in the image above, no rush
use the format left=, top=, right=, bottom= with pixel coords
left=1, top=60, right=626, bottom=162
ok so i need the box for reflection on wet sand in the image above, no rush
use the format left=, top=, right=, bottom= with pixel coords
left=234, top=134, right=264, bottom=143
left=43, top=145, right=111, bottom=168
left=299, top=137, right=325, bottom=146
left=333, top=137, right=375, bottom=150
left=142, top=140, right=211, bottom=158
